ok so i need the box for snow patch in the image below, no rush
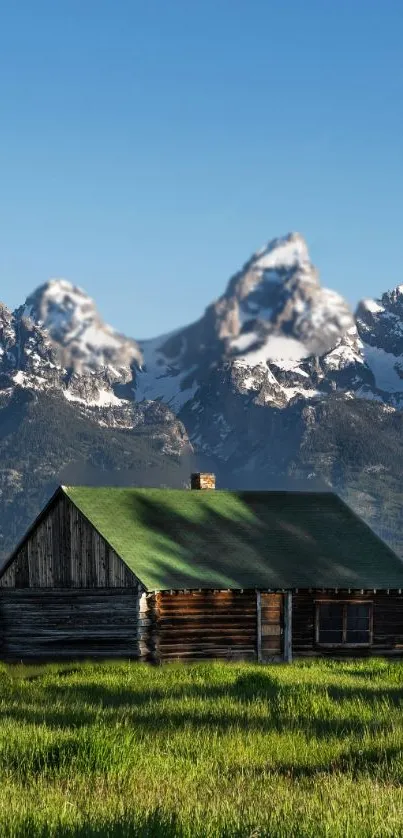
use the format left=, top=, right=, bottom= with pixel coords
left=81, top=324, right=122, bottom=350
left=136, top=330, right=199, bottom=411
left=239, top=335, right=308, bottom=370
left=303, top=288, right=353, bottom=333
left=230, top=332, right=260, bottom=352
left=13, top=370, right=48, bottom=387
left=323, top=342, right=364, bottom=371
left=64, top=387, right=124, bottom=407
left=293, top=366, right=309, bottom=378
left=45, top=278, right=88, bottom=307
left=254, top=234, right=309, bottom=271
left=362, top=299, right=385, bottom=315
left=363, top=344, right=403, bottom=393
left=13, top=371, right=26, bottom=386
left=280, top=386, right=321, bottom=402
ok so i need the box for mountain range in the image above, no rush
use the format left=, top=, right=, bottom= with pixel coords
left=1, top=231, right=403, bottom=562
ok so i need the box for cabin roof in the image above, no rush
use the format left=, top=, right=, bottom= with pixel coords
left=54, top=486, right=403, bottom=591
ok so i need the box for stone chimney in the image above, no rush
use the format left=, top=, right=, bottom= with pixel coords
left=191, top=472, right=216, bottom=490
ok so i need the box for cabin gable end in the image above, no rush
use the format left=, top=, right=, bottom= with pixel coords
left=0, top=491, right=142, bottom=590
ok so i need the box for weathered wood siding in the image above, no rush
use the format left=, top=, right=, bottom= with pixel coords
left=0, top=494, right=138, bottom=589
left=147, top=590, right=258, bottom=662
left=260, top=593, right=283, bottom=661
left=293, top=591, right=403, bottom=657
left=0, top=589, right=141, bottom=660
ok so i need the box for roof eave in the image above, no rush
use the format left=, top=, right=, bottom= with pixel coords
left=0, top=484, right=65, bottom=581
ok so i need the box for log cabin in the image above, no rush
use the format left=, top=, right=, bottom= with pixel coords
left=1, top=473, right=403, bottom=663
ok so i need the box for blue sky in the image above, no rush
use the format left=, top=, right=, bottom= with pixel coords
left=1, top=1, right=402, bottom=338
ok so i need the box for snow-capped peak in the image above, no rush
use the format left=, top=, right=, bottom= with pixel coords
left=133, top=232, right=356, bottom=414
left=20, top=278, right=141, bottom=382
left=222, top=232, right=354, bottom=358
left=254, top=232, right=310, bottom=271
left=22, top=278, right=102, bottom=342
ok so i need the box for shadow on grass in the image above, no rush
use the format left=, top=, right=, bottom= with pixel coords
left=14, top=810, right=184, bottom=838
left=2, top=670, right=402, bottom=741
left=326, top=683, right=403, bottom=706
left=333, top=665, right=398, bottom=680
left=226, top=743, right=403, bottom=782
left=8, top=808, right=263, bottom=838
left=4, top=665, right=85, bottom=684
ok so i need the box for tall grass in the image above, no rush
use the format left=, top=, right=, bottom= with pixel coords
left=0, top=658, right=403, bottom=836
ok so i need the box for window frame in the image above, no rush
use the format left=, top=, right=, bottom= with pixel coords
left=315, top=600, right=373, bottom=648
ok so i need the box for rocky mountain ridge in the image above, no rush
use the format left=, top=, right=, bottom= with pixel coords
left=2, top=231, right=403, bottom=558
left=21, top=279, right=141, bottom=381
left=5, top=231, right=403, bottom=437
left=0, top=298, right=191, bottom=562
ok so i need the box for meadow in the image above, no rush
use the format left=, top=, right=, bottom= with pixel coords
left=1, top=658, right=403, bottom=837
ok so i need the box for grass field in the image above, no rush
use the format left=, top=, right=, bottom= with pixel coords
left=1, top=659, right=403, bottom=837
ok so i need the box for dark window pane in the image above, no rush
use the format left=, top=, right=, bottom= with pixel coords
left=319, top=603, right=343, bottom=627
left=319, top=629, right=344, bottom=644
left=346, top=630, right=370, bottom=644
left=347, top=604, right=370, bottom=624
left=318, top=604, right=343, bottom=644
left=347, top=605, right=369, bottom=627
left=346, top=604, right=371, bottom=644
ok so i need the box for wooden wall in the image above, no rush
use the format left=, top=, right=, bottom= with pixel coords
left=0, top=493, right=143, bottom=661
left=0, top=589, right=142, bottom=660
left=144, top=590, right=258, bottom=662
left=260, top=593, right=283, bottom=661
left=293, top=591, right=403, bottom=657
left=0, top=493, right=138, bottom=589
left=2, top=583, right=403, bottom=662
left=4, top=496, right=403, bottom=664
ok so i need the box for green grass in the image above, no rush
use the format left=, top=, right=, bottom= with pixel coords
left=1, top=659, right=403, bottom=836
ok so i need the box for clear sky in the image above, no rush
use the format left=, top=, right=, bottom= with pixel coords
left=1, top=0, right=402, bottom=338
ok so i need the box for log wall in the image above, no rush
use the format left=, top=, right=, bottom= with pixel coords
left=0, top=494, right=138, bottom=589
left=0, top=588, right=142, bottom=661
left=3, top=492, right=403, bottom=664
left=293, top=591, right=403, bottom=657
left=147, top=590, right=258, bottom=662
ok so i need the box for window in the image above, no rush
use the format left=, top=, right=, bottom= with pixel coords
left=316, top=601, right=372, bottom=647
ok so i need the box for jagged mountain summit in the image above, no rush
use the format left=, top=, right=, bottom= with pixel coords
left=136, top=233, right=403, bottom=419
left=2, top=230, right=403, bottom=559
left=8, top=230, right=403, bottom=425
left=15, top=234, right=356, bottom=413
left=135, top=232, right=357, bottom=409
left=0, top=296, right=192, bottom=562
left=21, top=279, right=142, bottom=382
left=0, top=299, right=130, bottom=417
left=8, top=230, right=403, bottom=422
left=0, top=296, right=189, bottom=449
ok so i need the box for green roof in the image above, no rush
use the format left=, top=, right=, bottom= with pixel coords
left=62, top=486, right=403, bottom=591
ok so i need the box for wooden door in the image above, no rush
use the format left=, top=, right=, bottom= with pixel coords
left=260, top=593, right=283, bottom=661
